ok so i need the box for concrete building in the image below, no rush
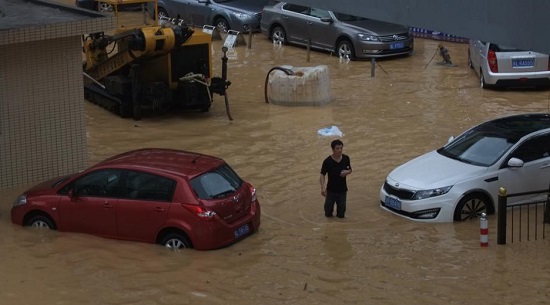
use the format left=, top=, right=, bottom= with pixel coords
left=0, top=0, right=114, bottom=188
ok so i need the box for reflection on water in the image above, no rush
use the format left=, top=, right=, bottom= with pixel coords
left=2, top=32, right=550, bottom=305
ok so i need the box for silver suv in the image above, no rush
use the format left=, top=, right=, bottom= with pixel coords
left=468, top=40, right=550, bottom=89
left=260, top=1, right=413, bottom=60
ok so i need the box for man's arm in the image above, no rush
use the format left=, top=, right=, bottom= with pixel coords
left=343, top=156, right=352, bottom=176
left=340, top=169, right=352, bottom=176
left=320, top=173, right=326, bottom=196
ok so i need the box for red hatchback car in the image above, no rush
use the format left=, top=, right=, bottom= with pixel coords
left=11, top=148, right=261, bottom=250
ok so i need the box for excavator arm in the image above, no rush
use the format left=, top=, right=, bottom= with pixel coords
left=81, top=0, right=232, bottom=120
left=83, top=20, right=194, bottom=83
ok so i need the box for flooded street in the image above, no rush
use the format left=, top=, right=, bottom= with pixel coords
left=2, top=30, right=550, bottom=305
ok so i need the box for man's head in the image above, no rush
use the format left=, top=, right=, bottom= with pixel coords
left=331, top=139, right=343, bottom=149
left=331, top=139, right=344, bottom=156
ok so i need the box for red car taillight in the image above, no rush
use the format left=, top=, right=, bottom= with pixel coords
left=251, top=187, right=257, bottom=202
left=182, top=204, right=217, bottom=220
left=488, top=50, right=498, bottom=73
left=246, top=182, right=257, bottom=203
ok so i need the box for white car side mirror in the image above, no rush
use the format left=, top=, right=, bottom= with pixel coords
left=507, top=157, right=524, bottom=168
left=447, top=136, right=454, bottom=144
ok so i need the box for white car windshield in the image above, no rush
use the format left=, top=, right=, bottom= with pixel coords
left=436, top=114, right=550, bottom=166
left=438, top=131, right=514, bottom=166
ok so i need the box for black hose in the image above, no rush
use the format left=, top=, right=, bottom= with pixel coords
left=264, top=67, right=295, bottom=103
left=224, top=92, right=233, bottom=121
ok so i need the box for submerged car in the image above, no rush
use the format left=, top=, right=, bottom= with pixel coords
left=11, top=148, right=261, bottom=250
left=380, top=113, right=550, bottom=222
left=157, top=0, right=269, bottom=33
left=468, top=40, right=550, bottom=88
left=260, top=1, right=413, bottom=60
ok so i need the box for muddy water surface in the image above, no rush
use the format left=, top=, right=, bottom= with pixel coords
left=2, top=25, right=550, bottom=305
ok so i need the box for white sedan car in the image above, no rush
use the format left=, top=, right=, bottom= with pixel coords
left=468, top=40, right=550, bottom=89
left=380, top=113, right=550, bottom=222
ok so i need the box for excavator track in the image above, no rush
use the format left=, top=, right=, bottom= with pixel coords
left=84, top=83, right=132, bottom=118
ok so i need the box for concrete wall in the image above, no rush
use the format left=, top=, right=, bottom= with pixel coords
left=0, top=1, right=114, bottom=188
left=0, top=37, right=87, bottom=188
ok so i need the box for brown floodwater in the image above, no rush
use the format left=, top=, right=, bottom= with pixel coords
left=2, top=21, right=550, bottom=305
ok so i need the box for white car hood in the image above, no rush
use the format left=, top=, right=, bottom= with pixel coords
left=387, top=150, right=488, bottom=190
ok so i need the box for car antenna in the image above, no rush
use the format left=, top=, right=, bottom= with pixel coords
left=192, top=155, right=202, bottom=164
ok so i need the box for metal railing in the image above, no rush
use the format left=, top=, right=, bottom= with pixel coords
left=497, top=187, right=550, bottom=245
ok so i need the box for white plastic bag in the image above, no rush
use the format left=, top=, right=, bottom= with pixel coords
left=317, top=126, right=343, bottom=137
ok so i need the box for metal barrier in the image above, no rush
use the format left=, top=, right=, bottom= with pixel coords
left=497, top=187, right=550, bottom=245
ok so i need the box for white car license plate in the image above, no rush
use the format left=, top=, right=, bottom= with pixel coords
left=234, top=224, right=250, bottom=239
left=385, top=196, right=401, bottom=210
left=512, top=58, right=534, bottom=67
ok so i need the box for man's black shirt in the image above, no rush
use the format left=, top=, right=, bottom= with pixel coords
left=321, top=154, right=351, bottom=193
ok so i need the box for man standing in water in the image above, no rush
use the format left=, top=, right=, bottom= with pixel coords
left=320, top=139, right=352, bottom=218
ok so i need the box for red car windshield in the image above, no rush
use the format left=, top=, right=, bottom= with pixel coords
left=190, top=164, right=243, bottom=199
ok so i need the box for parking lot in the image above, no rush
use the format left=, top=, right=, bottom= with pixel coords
left=1, top=34, right=550, bottom=305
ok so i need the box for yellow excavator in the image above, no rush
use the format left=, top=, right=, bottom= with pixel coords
left=82, top=0, right=232, bottom=120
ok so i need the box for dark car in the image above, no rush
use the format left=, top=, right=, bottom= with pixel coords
left=260, top=1, right=413, bottom=60
left=11, top=148, right=261, bottom=250
left=75, top=0, right=146, bottom=12
left=75, top=0, right=97, bottom=10
left=157, top=0, right=269, bottom=33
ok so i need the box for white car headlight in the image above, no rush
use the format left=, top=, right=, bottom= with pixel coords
left=13, top=194, right=27, bottom=206
left=412, top=186, right=452, bottom=200
left=232, top=12, right=252, bottom=20
left=358, top=33, right=379, bottom=41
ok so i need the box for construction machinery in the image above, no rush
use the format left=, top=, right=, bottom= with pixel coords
left=82, top=0, right=232, bottom=120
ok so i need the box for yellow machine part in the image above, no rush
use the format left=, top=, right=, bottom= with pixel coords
left=140, top=26, right=176, bottom=52
left=180, top=31, right=213, bottom=78
left=137, top=30, right=214, bottom=90
left=83, top=39, right=109, bottom=70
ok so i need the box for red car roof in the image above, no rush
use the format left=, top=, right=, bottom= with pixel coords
left=93, top=148, right=226, bottom=178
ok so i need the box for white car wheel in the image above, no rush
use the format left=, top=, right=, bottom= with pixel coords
left=454, top=194, right=489, bottom=221
left=480, top=71, right=487, bottom=88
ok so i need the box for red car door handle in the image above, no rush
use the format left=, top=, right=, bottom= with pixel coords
left=103, top=202, right=114, bottom=208
left=155, top=207, right=165, bottom=212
